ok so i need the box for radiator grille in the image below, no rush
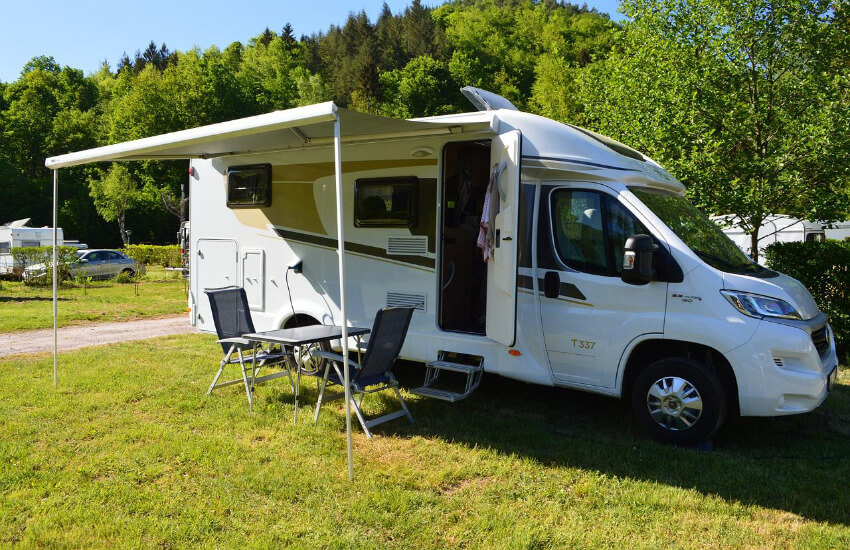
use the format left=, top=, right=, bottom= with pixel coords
left=387, top=291, right=426, bottom=311
left=386, top=236, right=428, bottom=256
left=811, top=326, right=829, bottom=356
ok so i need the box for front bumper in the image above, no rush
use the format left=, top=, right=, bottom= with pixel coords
left=726, top=313, right=838, bottom=417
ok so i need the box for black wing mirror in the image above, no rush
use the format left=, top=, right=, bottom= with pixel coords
left=621, top=234, right=657, bottom=285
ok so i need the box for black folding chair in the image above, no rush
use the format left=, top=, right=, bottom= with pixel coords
left=205, top=286, right=293, bottom=409
left=312, top=307, right=415, bottom=438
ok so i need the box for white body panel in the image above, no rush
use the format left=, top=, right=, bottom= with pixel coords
left=713, top=214, right=826, bottom=259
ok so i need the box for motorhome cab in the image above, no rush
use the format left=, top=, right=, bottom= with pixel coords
left=45, top=87, right=838, bottom=444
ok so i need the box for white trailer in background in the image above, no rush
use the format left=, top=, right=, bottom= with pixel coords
left=0, top=218, right=65, bottom=274
left=825, top=221, right=850, bottom=242
left=45, top=88, right=837, bottom=459
left=712, top=214, right=825, bottom=259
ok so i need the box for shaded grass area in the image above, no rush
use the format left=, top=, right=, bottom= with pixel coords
left=1, top=334, right=848, bottom=548
left=0, top=267, right=187, bottom=332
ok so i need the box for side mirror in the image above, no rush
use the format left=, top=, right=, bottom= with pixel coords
left=78, top=258, right=88, bottom=263
left=621, top=234, right=657, bottom=285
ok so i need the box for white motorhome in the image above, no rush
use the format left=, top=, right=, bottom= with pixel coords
left=712, top=214, right=826, bottom=259
left=0, top=218, right=64, bottom=274
left=46, top=88, right=839, bottom=444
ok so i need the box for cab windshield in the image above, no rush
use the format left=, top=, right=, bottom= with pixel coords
left=630, top=188, right=769, bottom=276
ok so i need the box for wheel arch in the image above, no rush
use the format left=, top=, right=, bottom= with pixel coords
left=619, top=338, right=740, bottom=417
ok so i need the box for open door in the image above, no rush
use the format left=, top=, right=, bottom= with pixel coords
left=486, top=129, right=521, bottom=346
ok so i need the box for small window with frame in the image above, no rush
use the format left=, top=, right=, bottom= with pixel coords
left=227, top=164, right=272, bottom=208
left=354, top=177, right=417, bottom=228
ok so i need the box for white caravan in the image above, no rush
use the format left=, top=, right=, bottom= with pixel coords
left=0, top=218, right=64, bottom=274
left=46, top=89, right=839, bottom=444
left=825, top=221, right=850, bottom=242
left=712, top=214, right=826, bottom=259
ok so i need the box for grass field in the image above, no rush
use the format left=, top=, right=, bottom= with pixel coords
left=0, top=267, right=187, bottom=332
left=0, top=334, right=847, bottom=548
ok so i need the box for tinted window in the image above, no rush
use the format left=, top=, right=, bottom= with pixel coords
left=227, top=164, right=271, bottom=208
left=355, top=177, right=417, bottom=227
left=0, top=242, right=9, bottom=253
left=21, top=240, right=40, bottom=248
left=103, top=251, right=121, bottom=261
left=550, top=189, right=648, bottom=276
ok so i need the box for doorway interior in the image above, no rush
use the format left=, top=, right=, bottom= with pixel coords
left=438, top=140, right=492, bottom=334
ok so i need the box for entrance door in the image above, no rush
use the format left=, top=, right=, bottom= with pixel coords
left=485, top=129, right=521, bottom=346
left=538, top=185, right=666, bottom=388
left=195, top=239, right=238, bottom=330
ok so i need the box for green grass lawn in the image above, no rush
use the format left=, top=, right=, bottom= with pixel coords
left=0, top=267, right=187, bottom=332
left=1, top=336, right=847, bottom=548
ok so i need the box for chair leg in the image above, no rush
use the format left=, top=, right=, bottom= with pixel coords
left=314, top=365, right=331, bottom=424
left=394, top=386, right=415, bottom=424
left=237, top=347, right=253, bottom=411
left=208, top=345, right=235, bottom=395
left=349, top=392, right=372, bottom=439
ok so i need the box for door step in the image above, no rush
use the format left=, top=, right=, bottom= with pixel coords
left=410, top=352, right=483, bottom=402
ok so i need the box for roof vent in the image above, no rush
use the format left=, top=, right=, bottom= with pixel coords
left=387, top=291, right=426, bottom=312
left=387, top=236, right=428, bottom=256
left=460, top=86, right=518, bottom=112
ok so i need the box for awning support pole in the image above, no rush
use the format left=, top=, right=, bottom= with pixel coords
left=52, top=169, right=58, bottom=387
left=332, top=111, right=353, bottom=481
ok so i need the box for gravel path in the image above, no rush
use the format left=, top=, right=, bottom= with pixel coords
left=0, top=315, right=197, bottom=357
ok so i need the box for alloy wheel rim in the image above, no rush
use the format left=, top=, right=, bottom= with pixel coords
left=646, top=376, right=703, bottom=431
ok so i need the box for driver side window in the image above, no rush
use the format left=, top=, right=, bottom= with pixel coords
left=550, top=189, right=648, bottom=276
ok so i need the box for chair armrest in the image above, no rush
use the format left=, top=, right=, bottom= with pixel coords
left=311, top=350, right=362, bottom=370
left=217, top=337, right=254, bottom=346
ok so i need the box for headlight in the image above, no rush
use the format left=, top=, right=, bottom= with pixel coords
left=721, top=290, right=801, bottom=320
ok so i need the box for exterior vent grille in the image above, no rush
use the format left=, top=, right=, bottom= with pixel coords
left=811, top=326, right=829, bottom=356
left=773, top=357, right=784, bottom=368
left=387, top=291, right=426, bottom=312
left=387, top=236, right=428, bottom=256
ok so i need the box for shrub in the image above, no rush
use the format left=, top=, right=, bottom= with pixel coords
left=764, top=241, right=850, bottom=358
left=10, top=246, right=79, bottom=285
left=123, top=244, right=180, bottom=268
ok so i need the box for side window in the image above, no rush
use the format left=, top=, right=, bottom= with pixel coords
left=85, top=252, right=102, bottom=262
left=606, top=198, right=649, bottom=274
left=227, top=164, right=271, bottom=208
left=21, top=240, right=41, bottom=248
left=550, top=190, right=608, bottom=275
left=0, top=242, right=10, bottom=253
left=354, top=177, right=417, bottom=228
left=104, top=251, right=121, bottom=261
left=550, top=189, right=648, bottom=276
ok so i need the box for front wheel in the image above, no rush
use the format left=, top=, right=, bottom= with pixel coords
left=631, top=357, right=727, bottom=445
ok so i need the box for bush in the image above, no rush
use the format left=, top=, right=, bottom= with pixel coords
left=123, top=244, right=180, bottom=268
left=10, top=246, right=79, bottom=285
left=764, top=241, right=850, bottom=358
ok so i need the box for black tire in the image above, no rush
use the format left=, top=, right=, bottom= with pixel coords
left=631, top=357, right=727, bottom=445
left=122, top=268, right=135, bottom=278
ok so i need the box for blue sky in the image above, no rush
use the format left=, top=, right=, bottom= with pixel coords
left=0, top=0, right=623, bottom=83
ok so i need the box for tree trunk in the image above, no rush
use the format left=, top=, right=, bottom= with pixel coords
left=118, top=213, right=129, bottom=246
left=750, top=225, right=761, bottom=263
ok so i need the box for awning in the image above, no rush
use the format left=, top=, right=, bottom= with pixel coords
left=45, top=102, right=494, bottom=168
left=44, top=101, right=494, bottom=482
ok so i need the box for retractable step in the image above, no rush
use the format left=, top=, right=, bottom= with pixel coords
left=409, top=352, right=483, bottom=402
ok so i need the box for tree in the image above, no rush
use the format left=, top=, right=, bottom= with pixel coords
left=89, top=164, right=142, bottom=245
left=575, top=0, right=850, bottom=261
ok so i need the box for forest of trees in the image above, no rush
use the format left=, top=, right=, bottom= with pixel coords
left=1, top=0, right=847, bottom=248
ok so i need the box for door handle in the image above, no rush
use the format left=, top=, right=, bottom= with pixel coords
left=502, top=236, right=512, bottom=241
left=543, top=271, right=560, bottom=299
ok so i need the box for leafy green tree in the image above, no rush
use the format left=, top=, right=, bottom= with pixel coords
left=575, top=0, right=850, bottom=261
left=89, top=164, right=142, bottom=245
left=380, top=55, right=459, bottom=117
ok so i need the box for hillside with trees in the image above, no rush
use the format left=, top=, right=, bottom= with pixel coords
left=1, top=0, right=847, bottom=247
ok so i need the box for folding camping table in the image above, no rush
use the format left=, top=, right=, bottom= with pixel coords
left=242, top=325, right=370, bottom=422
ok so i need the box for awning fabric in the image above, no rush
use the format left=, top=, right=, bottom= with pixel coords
left=45, top=102, right=493, bottom=169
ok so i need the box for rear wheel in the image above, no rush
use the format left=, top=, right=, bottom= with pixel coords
left=631, top=357, right=727, bottom=445
left=284, top=316, right=329, bottom=374
left=121, top=268, right=136, bottom=278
